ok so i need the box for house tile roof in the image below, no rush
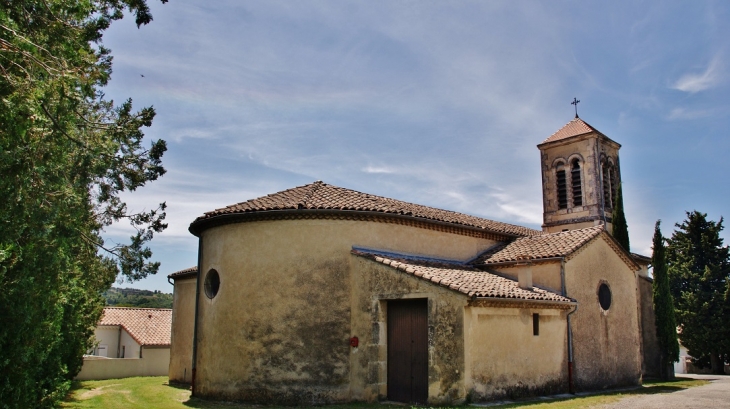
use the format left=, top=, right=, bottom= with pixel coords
left=540, top=118, right=600, bottom=145
left=168, top=266, right=197, bottom=280
left=192, top=181, right=541, bottom=237
left=352, top=250, right=572, bottom=303
left=99, top=307, right=172, bottom=346
left=474, top=225, right=605, bottom=264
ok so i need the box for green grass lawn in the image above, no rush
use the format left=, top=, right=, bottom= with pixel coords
left=62, top=377, right=708, bottom=409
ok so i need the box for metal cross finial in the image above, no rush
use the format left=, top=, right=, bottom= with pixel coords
left=571, top=97, right=580, bottom=118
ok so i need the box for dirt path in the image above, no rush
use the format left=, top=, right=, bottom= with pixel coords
left=599, top=375, right=730, bottom=409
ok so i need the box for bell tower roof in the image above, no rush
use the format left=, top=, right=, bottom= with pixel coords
left=538, top=118, right=618, bottom=147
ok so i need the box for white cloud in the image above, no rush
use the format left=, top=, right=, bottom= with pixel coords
left=672, top=54, right=724, bottom=93
left=490, top=192, right=544, bottom=225
left=361, top=165, right=396, bottom=174
left=667, top=107, right=715, bottom=120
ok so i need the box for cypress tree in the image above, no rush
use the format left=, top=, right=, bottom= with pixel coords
left=666, top=211, right=730, bottom=374
left=611, top=183, right=630, bottom=252
left=0, top=1, right=168, bottom=406
left=652, top=220, right=679, bottom=379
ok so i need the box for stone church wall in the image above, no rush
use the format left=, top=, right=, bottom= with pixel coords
left=191, top=218, right=498, bottom=405
left=463, top=303, right=568, bottom=401
left=349, top=256, right=468, bottom=405
left=565, top=236, right=642, bottom=391
left=168, top=275, right=196, bottom=383
left=638, top=276, right=661, bottom=378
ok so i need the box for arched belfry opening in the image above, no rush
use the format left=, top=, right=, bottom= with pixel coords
left=555, top=162, right=568, bottom=210
left=571, top=158, right=582, bottom=207
left=538, top=117, right=621, bottom=233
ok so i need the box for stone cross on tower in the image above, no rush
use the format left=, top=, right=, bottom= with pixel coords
left=571, top=97, right=580, bottom=118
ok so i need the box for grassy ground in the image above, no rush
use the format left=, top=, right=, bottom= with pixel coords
left=62, top=377, right=708, bottom=409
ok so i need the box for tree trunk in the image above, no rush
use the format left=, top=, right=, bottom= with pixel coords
left=659, top=356, right=674, bottom=381
left=660, top=354, right=676, bottom=380
left=710, top=352, right=724, bottom=374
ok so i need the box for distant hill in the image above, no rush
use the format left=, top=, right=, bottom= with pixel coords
left=103, top=287, right=173, bottom=309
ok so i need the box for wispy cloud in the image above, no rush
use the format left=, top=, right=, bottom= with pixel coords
left=97, top=1, right=730, bottom=291
left=361, top=165, right=396, bottom=174
left=667, top=107, right=716, bottom=120
left=672, top=54, right=724, bottom=93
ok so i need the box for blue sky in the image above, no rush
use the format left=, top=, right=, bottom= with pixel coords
left=101, top=1, right=730, bottom=292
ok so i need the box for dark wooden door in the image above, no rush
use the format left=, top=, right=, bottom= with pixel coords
left=387, top=299, right=428, bottom=404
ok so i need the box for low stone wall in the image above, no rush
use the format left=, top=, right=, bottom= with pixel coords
left=75, top=348, right=170, bottom=380
left=686, top=362, right=730, bottom=375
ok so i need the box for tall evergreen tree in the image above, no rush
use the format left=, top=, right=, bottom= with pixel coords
left=0, top=1, right=167, bottom=407
left=666, top=211, right=730, bottom=374
left=651, top=220, right=679, bottom=379
left=611, top=182, right=630, bottom=252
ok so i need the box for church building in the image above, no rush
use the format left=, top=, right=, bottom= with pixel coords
left=168, top=117, right=659, bottom=405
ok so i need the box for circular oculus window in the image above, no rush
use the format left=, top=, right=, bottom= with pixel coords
left=204, top=269, right=220, bottom=299
left=598, top=283, right=612, bottom=310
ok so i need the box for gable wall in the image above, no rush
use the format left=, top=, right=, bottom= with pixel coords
left=193, top=218, right=500, bottom=405
left=565, top=236, right=641, bottom=390
left=120, top=329, right=141, bottom=359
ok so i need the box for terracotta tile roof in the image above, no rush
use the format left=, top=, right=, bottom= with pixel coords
left=99, top=307, right=172, bottom=346
left=540, top=118, right=600, bottom=145
left=474, top=226, right=605, bottom=264
left=168, top=266, right=197, bottom=280
left=352, top=250, right=572, bottom=303
left=192, top=181, right=541, bottom=237
left=631, top=253, right=651, bottom=265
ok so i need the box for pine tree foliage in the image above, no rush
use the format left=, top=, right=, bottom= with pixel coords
left=611, top=182, right=630, bottom=252
left=666, top=211, right=730, bottom=374
left=0, top=1, right=167, bottom=407
left=651, top=220, right=679, bottom=379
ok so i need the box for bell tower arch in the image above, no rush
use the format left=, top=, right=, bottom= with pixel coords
left=538, top=118, right=622, bottom=233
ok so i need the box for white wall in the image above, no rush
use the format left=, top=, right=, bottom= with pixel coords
left=674, top=344, right=689, bottom=374
left=75, top=347, right=171, bottom=381
left=92, top=326, right=120, bottom=357
left=119, top=328, right=141, bottom=358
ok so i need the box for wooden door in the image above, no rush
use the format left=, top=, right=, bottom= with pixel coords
left=387, top=299, right=428, bottom=404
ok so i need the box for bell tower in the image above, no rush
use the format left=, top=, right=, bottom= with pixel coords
left=537, top=117, right=622, bottom=233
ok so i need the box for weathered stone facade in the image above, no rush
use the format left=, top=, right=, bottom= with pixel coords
left=191, top=218, right=500, bottom=405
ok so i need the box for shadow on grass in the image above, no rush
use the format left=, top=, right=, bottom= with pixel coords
left=157, top=378, right=708, bottom=409
left=475, top=379, right=708, bottom=409
left=62, top=380, right=88, bottom=404
left=166, top=381, right=193, bottom=391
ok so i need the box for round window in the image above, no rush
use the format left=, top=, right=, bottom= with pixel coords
left=598, top=283, right=612, bottom=310
left=204, top=269, right=220, bottom=299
